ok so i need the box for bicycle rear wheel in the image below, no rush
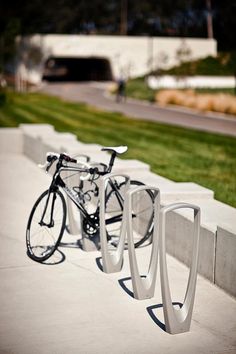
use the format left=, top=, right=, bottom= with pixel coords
left=26, top=189, right=66, bottom=262
left=105, top=180, right=154, bottom=248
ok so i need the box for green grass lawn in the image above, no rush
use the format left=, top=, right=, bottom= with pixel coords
left=126, top=77, right=156, bottom=102
left=126, top=77, right=235, bottom=102
left=1, top=90, right=236, bottom=208
left=126, top=52, right=236, bottom=102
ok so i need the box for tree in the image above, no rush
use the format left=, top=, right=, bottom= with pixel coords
left=0, top=0, right=236, bottom=69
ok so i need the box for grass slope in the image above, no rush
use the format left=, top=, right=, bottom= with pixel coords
left=1, top=91, right=236, bottom=208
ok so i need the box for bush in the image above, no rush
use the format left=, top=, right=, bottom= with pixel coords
left=155, top=89, right=236, bottom=115
left=159, top=52, right=236, bottom=77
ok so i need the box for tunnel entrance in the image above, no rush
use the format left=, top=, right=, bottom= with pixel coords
left=43, top=57, right=113, bottom=81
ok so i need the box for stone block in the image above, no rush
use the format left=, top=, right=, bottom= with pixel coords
left=160, top=183, right=214, bottom=202
left=164, top=208, right=216, bottom=282
left=215, top=225, right=236, bottom=298
left=0, top=128, right=23, bottom=153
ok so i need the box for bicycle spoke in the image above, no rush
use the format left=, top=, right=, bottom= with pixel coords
left=26, top=189, right=66, bottom=262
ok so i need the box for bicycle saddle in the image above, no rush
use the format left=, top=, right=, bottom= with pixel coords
left=101, top=146, right=128, bottom=154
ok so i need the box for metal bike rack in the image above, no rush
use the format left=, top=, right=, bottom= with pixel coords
left=65, top=170, right=81, bottom=235
left=65, top=164, right=99, bottom=251
left=100, top=173, right=130, bottom=273
left=126, top=186, right=160, bottom=300
left=159, top=203, right=200, bottom=334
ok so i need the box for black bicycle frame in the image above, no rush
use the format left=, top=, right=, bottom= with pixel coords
left=41, top=161, right=126, bottom=231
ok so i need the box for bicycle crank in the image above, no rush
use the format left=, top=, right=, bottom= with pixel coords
left=83, top=213, right=99, bottom=238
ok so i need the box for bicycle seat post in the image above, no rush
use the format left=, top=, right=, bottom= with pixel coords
left=101, top=146, right=128, bottom=174
left=107, top=151, right=117, bottom=173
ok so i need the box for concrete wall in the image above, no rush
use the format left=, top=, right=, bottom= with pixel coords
left=148, top=75, right=236, bottom=89
left=1, top=124, right=235, bottom=298
left=215, top=225, right=236, bottom=298
left=19, top=34, right=217, bottom=83
left=0, top=128, right=23, bottom=154
left=164, top=209, right=217, bottom=283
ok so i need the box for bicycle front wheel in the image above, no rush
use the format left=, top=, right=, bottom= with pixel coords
left=26, top=189, right=66, bottom=262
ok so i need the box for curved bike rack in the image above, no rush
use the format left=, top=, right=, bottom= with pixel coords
left=65, top=165, right=100, bottom=251
left=126, top=186, right=160, bottom=300
left=100, top=173, right=130, bottom=273
left=65, top=171, right=81, bottom=235
left=159, top=203, right=200, bottom=334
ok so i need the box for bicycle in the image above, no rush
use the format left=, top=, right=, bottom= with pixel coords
left=26, top=146, right=154, bottom=262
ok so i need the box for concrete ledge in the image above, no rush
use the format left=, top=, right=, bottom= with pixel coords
left=62, top=145, right=111, bottom=164
left=160, top=183, right=214, bottom=202
left=23, top=135, right=45, bottom=163
left=129, top=172, right=214, bottom=201
left=20, top=124, right=55, bottom=163
left=215, top=225, right=236, bottom=298
left=0, top=128, right=23, bottom=154
left=41, top=135, right=77, bottom=153
left=129, top=170, right=174, bottom=185
left=113, top=159, right=150, bottom=173
left=164, top=208, right=216, bottom=282
left=62, top=143, right=150, bottom=173
left=161, top=197, right=236, bottom=291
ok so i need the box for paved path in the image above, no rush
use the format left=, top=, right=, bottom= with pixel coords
left=1, top=152, right=236, bottom=354
left=42, top=82, right=236, bottom=137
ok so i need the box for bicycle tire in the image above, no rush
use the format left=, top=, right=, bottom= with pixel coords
left=26, top=189, right=67, bottom=262
left=105, top=180, right=154, bottom=248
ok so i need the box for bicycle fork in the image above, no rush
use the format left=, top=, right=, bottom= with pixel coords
left=39, top=189, right=57, bottom=228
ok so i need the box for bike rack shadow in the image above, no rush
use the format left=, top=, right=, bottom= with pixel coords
left=59, top=240, right=82, bottom=249
left=95, top=257, right=104, bottom=272
left=146, top=302, right=183, bottom=332
left=118, top=275, right=147, bottom=299
left=118, top=276, right=134, bottom=298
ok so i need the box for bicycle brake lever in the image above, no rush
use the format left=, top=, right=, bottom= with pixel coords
left=38, top=161, right=52, bottom=173
left=77, top=160, right=92, bottom=181
left=38, top=162, right=48, bottom=170
left=38, top=162, right=48, bottom=169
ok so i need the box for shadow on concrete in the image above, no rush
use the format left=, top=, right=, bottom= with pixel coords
left=26, top=249, right=66, bottom=265
left=146, top=302, right=183, bottom=332
left=95, top=257, right=104, bottom=272
left=118, top=275, right=149, bottom=299
left=60, top=240, right=82, bottom=249
left=118, top=277, right=134, bottom=298
left=42, top=249, right=66, bottom=265
left=146, top=304, right=166, bottom=331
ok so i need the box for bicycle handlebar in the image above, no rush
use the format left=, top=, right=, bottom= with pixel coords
left=39, top=152, right=93, bottom=180
left=39, top=149, right=121, bottom=181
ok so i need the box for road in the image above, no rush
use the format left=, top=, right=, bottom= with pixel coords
left=41, top=82, right=236, bottom=137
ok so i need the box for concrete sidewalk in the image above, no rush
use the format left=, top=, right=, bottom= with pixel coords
left=0, top=153, right=236, bottom=354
